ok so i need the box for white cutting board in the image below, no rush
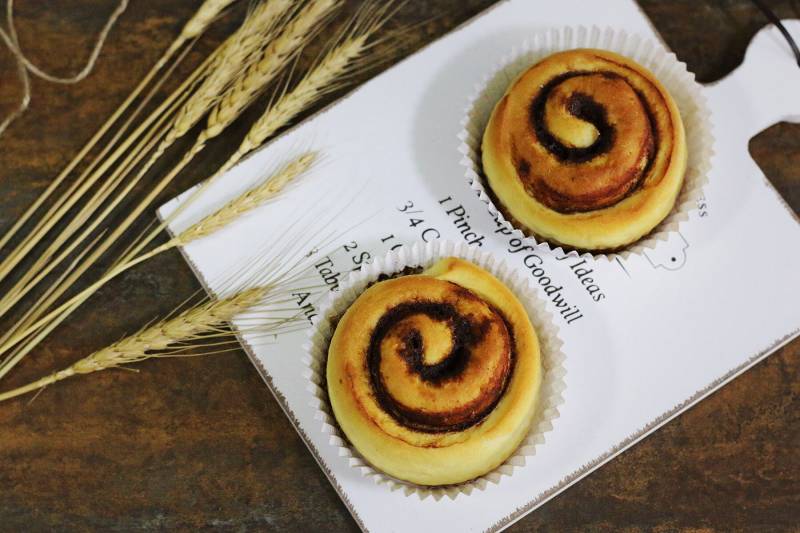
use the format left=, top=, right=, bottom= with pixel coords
left=159, top=1, right=800, bottom=531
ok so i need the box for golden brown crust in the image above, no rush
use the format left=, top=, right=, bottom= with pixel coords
left=482, top=49, right=687, bottom=251
left=326, top=258, right=542, bottom=486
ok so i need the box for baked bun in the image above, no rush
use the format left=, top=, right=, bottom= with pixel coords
left=482, top=48, right=687, bottom=251
left=326, top=257, right=541, bottom=486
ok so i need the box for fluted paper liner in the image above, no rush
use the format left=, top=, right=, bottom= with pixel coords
left=303, top=241, right=567, bottom=500
left=458, top=26, right=714, bottom=260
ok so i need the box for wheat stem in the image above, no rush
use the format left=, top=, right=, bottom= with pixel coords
left=0, top=55, right=209, bottom=309
left=0, top=135, right=203, bottom=366
left=0, top=233, right=105, bottom=351
left=0, top=370, right=72, bottom=402
left=0, top=79, right=192, bottom=324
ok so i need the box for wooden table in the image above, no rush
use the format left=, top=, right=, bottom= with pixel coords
left=0, top=1, right=797, bottom=531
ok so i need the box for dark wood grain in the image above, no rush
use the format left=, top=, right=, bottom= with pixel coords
left=0, top=1, right=798, bottom=531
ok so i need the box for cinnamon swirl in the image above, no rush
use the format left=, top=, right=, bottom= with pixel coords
left=482, top=49, right=687, bottom=251
left=326, top=257, right=542, bottom=486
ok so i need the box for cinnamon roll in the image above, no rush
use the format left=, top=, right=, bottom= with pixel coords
left=482, top=49, right=687, bottom=251
left=326, top=257, right=541, bottom=486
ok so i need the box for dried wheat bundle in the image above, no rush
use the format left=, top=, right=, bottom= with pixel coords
left=0, top=0, right=404, bottom=388
left=0, top=1, right=302, bottom=374
left=37, top=0, right=342, bottom=314
left=127, top=2, right=397, bottom=261
left=0, top=0, right=345, bottom=342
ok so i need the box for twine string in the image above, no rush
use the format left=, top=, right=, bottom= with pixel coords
left=0, top=0, right=129, bottom=137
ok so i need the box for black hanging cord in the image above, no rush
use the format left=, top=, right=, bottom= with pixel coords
left=749, top=0, right=800, bottom=68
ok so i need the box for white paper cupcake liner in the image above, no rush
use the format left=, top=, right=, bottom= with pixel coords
left=458, top=26, right=714, bottom=260
left=303, top=240, right=567, bottom=500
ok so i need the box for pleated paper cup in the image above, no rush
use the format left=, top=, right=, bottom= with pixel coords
left=458, top=26, right=713, bottom=260
left=303, top=240, right=567, bottom=500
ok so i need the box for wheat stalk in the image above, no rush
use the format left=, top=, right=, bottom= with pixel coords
left=0, top=153, right=316, bottom=377
left=0, top=77, right=197, bottom=322
left=0, top=286, right=270, bottom=403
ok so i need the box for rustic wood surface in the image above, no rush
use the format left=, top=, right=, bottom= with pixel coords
left=0, top=0, right=798, bottom=531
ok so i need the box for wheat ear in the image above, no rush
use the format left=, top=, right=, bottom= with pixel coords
left=201, top=0, right=340, bottom=142
left=0, top=287, right=269, bottom=403
left=163, top=0, right=294, bottom=148
left=226, top=5, right=394, bottom=168
left=0, top=153, right=316, bottom=376
left=180, top=0, right=239, bottom=41
left=172, top=153, right=316, bottom=245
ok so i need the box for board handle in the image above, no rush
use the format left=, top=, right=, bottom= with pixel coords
left=641, top=21, right=799, bottom=274
left=704, top=20, right=800, bottom=140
